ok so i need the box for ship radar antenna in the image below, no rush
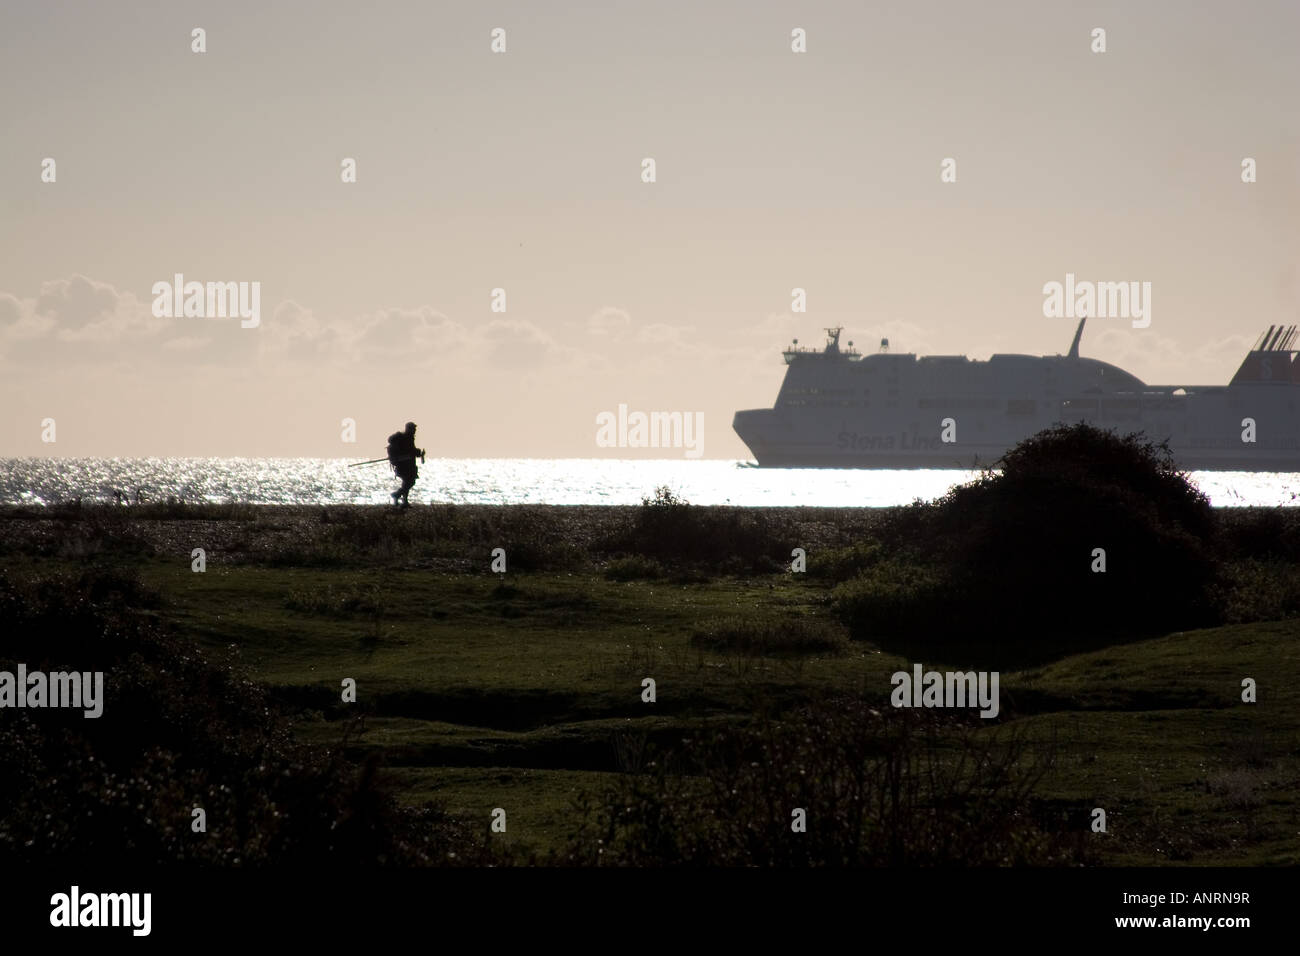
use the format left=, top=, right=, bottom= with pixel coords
left=879, top=337, right=890, bottom=353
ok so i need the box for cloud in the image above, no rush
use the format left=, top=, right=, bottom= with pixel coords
left=634, top=322, right=695, bottom=348
left=160, top=336, right=213, bottom=352
left=586, top=307, right=632, bottom=337
left=35, top=275, right=119, bottom=329
left=350, top=306, right=466, bottom=364
left=9, top=275, right=178, bottom=354
left=0, top=294, right=21, bottom=326
left=478, top=317, right=570, bottom=370
left=0, top=276, right=801, bottom=389
left=1090, top=327, right=1254, bottom=384
left=260, top=300, right=349, bottom=364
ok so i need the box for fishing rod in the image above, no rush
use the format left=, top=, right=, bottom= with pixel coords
left=347, top=454, right=425, bottom=468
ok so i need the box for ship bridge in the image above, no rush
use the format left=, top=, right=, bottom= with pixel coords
left=783, top=327, right=862, bottom=364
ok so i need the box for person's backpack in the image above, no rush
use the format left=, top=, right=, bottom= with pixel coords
left=386, top=432, right=404, bottom=462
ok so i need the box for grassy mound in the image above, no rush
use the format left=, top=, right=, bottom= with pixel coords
left=0, top=567, right=490, bottom=866
left=834, top=424, right=1223, bottom=664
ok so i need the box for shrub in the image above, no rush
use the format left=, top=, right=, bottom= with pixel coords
left=834, top=424, right=1224, bottom=658
left=808, top=540, right=884, bottom=582
left=607, top=486, right=794, bottom=573
left=1218, top=559, right=1300, bottom=624
left=564, top=698, right=1091, bottom=866
left=1217, top=508, right=1300, bottom=563
left=832, top=560, right=953, bottom=638
left=603, top=555, right=664, bottom=581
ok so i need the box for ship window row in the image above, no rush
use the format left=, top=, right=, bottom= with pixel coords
left=1144, top=399, right=1185, bottom=412
left=1060, top=398, right=1174, bottom=421
left=779, top=396, right=1193, bottom=415
left=780, top=399, right=861, bottom=408
left=781, top=387, right=858, bottom=396
left=1062, top=397, right=1173, bottom=409
left=917, top=397, right=1000, bottom=409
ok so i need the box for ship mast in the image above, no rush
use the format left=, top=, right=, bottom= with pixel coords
left=1067, top=317, right=1085, bottom=358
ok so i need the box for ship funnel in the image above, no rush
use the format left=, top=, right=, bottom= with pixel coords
left=1232, top=327, right=1292, bottom=384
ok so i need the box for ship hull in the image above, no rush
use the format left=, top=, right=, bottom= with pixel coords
left=734, top=389, right=1300, bottom=472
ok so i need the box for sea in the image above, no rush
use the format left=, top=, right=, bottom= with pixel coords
left=2, top=458, right=1299, bottom=508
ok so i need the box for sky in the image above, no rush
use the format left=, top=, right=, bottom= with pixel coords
left=1, top=0, right=1297, bottom=458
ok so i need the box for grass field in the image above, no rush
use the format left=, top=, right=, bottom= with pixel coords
left=3, top=498, right=1296, bottom=866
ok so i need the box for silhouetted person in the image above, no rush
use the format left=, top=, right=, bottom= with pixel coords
left=387, top=421, right=425, bottom=508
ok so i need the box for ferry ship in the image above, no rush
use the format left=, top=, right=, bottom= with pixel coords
left=732, top=320, right=1300, bottom=470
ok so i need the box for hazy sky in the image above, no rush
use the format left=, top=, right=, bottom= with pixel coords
left=2, top=0, right=1297, bottom=458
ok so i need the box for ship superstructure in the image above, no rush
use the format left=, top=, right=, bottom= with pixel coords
left=732, top=320, right=1300, bottom=470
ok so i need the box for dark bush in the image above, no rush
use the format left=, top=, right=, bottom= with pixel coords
left=603, top=555, right=665, bottom=581
left=1217, top=508, right=1300, bottom=562
left=807, top=540, right=885, bottom=582
left=1218, top=558, right=1300, bottom=624
left=607, top=486, right=794, bottom=573
left=835, top=424, right=1224, bottom=659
